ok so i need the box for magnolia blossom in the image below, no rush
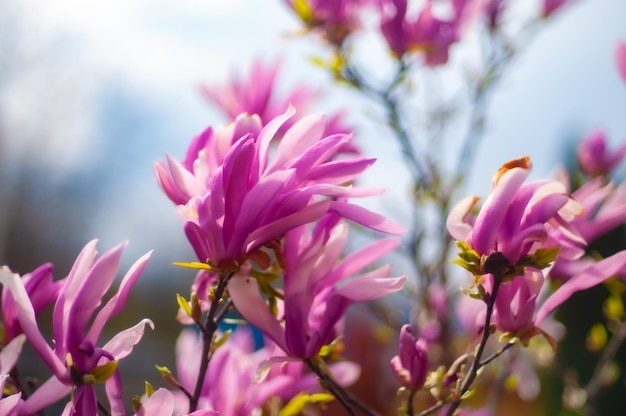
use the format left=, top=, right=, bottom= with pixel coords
left=156, top=107, right=402, bottom=269
left=284, top=0, right=371, bottom=45
left=200, top=59, right=356, bottom=151
left=390, top=325, right=429, bottom=390
left=229, top=214, right=406, bottom=358
left=1, top=263, right=61, bottom=344
left=576, top=129, right=626, bottom=177
left=446, top=156, right=585, bottom=269
left=0, top=241, right=153, bottom=415
left=174, top=327, right=359, bottom=414
left=201, top=60, right=314, bottom=128
left=380, top=0, right=469, bottom=65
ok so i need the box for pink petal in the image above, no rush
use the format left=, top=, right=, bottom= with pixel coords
left=0, top=334, right=26, bottom=376
left=329, top=201, right=406, bottom=234
left=244, top=200, right=331, bottom=252
left=536, top=250, right=626, bottom=325
left=269, top=113, right=326, bottom=173
left=335, top=271, right=406, bottom=301
left=615, top=41, right=626, bottom=84
left=472, top=157, right=532, bottom=255
left=87, top=250, right=152, bottom=344
left=102, top=319, right=154, bottom=360
left=66, top=242, right=126, bottom=350
left=20, top=375, right=71, bottom=414
left=317, top=238, right=400, bottom=290
left=134, top=388, right=175, bottom=416
left=0, top=268, right=65, bottom=379
left=446, top=195, right=479, bottom=241
left=228, top=275, right=287, bottom=352
left=0, top=390, right=21, bottom=414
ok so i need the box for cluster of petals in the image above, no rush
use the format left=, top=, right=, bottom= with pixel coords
left=576, top=129, right=626, bottom=177
left=229, top=213, right=406, bottom=359
left=390, top=324, right=429, bottom=390
left=0, top=240, right=153, bottom=415
left=446, top=156, right=586, bottom=267
left=156, top=107, right=402, bottom=269
left=173, top=327, right=359, bottom=414
left=379, top=0, right=470, bottom=65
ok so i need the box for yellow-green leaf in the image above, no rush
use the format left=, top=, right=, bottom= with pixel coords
left=279, top=392, right=334, bottom=416
left=90, top=361, right=118, bottom=383
left=172, top=261, right=216, bottom=271
left=176, top=294, right=192, bottom=317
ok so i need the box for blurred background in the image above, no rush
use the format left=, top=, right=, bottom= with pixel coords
left=1, top=0, right=626, bottom=414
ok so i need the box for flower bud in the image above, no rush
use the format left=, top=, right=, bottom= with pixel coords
left=390, top=325, right=429, bottom=390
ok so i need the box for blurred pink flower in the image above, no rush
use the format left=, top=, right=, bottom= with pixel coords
left=576, top=129, right=626, bottom=177
left=0, top=241, right=153, bottom=415
left=201, top=60, right=313, bottom=127
left=616, top=41, right=626, bottom=83
left=174, top=327, right=359, bottom=414
left=229, top=214, right=405, bottom=358
left=380, top=0, right=469, bottom=65
left=157, top=107, right=402, bottom=270
left=284, top=0, right=372, bottom=45
left=390, top=325, right=429, bottom=390
left=542, top=0, right=568, bottom=17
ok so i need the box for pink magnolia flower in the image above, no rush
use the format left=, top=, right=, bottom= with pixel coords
left=229, top=213, right=406, bottom=358
left=156, top=107, right=403, bottom=270
left=576, top=129, right=626, bottom=177
left=284, top=0, right=372, bottom=45
left=200, top=59, right=357, bottom=152
left=1, top=263, right=61, bottom=344
left=0, top=335, right=26, bottom=414
left=616, top=41, right=626, bottom=83
left=201, top=60, right=313, bottom=128
left=380, top=0, right=469, bottom=65
left=446, top=156, right=585, bottom=270
left=390, top=325, right=429, bottom=390
left=0, top=240, right=153, bottom=415
left=174, top=327, right=359, bottom=414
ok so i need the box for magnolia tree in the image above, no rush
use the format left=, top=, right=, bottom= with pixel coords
left=2, top=0, right=626, bottom=415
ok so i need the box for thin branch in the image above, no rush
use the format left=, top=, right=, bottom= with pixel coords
left=444, top=276, right=503, bottom=416
left=585, top=318, right=626, bottom=410
left=306, top=358, right=381, bottom=416
left=406, top=388, right=418, bottom=416
left=189, top=271, right=234, bottom=412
